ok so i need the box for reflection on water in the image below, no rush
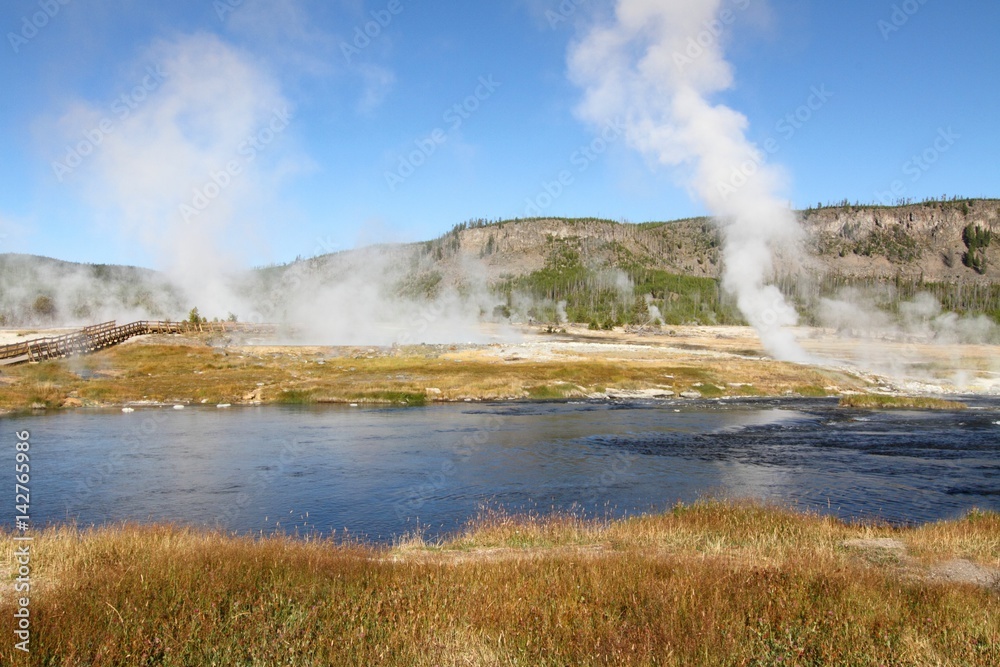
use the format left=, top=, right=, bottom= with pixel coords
left=17, top=398, right=1000, bottom=541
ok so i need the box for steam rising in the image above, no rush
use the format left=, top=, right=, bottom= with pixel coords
left=817, top=289, right=1000, bottom=390
left=242, top=245, right=510, bottom=346
left=569, top=0, right=811, bottom=361
left=42, top=32, right=505, bottom=344
left=54, top=33, right=294, bottom=319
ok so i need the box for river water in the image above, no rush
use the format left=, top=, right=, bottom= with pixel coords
left=13, top=398, right=1000, bottom=541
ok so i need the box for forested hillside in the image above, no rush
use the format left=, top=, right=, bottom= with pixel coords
left=3, top=199, right=998, bottom=329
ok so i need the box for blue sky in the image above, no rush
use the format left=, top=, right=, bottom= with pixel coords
left=1, top=0, right=997, bottom=269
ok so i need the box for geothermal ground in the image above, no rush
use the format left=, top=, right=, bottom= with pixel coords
left=1, top=324, right=997, bottom=412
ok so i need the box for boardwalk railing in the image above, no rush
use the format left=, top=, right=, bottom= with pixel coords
left=0, top=320, right=276, bottom=366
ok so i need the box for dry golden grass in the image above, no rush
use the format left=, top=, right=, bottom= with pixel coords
left=1, top=501, right=998, bottom=665
left=0, top=334, right=869, bottom=411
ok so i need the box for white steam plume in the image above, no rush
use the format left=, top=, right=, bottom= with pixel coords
left=569, top=0, right=810, bottom=362
left=53, top=33, right=297, bottom=319
left=252, top=245, right=507, bottom=346
left=818, top=288, right=1000, bottom=391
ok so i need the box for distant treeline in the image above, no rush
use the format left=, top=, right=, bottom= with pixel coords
left=788, top=273, right=1000, bottom=326
left=0, top=254, right=183, bottom=326
left=492, top=240, right=741, bottom=328
left=492, top=269, right=1000, bottom=330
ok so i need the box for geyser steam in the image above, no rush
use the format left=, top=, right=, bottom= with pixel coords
left=55, top=33, right=295, bottom=319
left=569, top=0, right=810, bottom=362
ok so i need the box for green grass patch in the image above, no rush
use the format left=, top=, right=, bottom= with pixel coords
left=525, top=384, right=575, bottom=400
left=839, top=394, right=968, bottom=410
left=16, top=361, right=79, bottom=384
left=276, top=389, right=317, bottom=405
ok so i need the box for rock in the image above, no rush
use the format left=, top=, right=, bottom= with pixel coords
left=679, top=391, right=701, bottom=399
left=604, top=388, right=675, bottom=400
left=62, top=397, right=83, bottom=408
left=842, top=538, right=906, bottom=551
left=927, top=559, right=1000, bottom=588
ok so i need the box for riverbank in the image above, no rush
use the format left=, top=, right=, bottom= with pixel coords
left=1, top=500, right=996, bottom=665
left=1, top=324, right=996, bottom=411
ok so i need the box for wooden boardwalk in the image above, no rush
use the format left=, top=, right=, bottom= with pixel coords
left=0, top=320, right=276, bottom=366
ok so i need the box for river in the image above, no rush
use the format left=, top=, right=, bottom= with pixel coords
left=12, top=398, right=1000, bottom=541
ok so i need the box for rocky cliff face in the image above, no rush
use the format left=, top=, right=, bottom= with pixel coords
left=437, top=200, right=1000, bottom=285
left=444, top=217, right=722, bottom=282
left=800, top=199, right=1000, bottom=282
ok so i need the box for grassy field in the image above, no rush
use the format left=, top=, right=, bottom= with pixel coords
left=1, top=501, right=997, bottom=665
left=0, top=333, right=868, bottom=412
